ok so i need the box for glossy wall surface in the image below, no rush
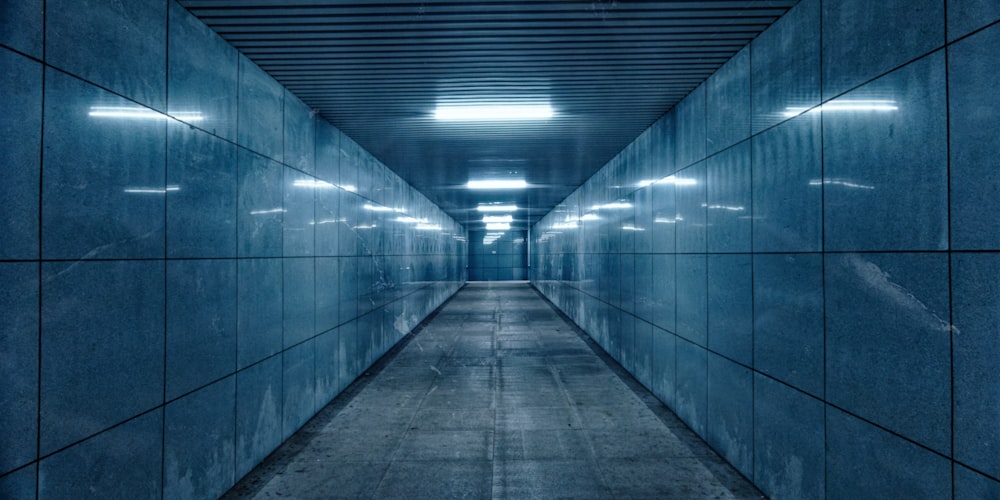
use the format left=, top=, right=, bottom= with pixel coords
left=0, top=2, right=466, bottom=498
left=532, top=1, right=1000, bottom=498
left=468, top=230, right=529, bottom=281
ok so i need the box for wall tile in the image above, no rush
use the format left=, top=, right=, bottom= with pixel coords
left=822, top=0, right=943, bottom=99
left=164, top=377, right=235, bottom=500
left=237, top=54, right=283, bottom=162
left=753, top=254, right=824, bottom=397
left=706, top=46, right=751, bottom=154
left=751, top=112, right=822, bottom=253
left=707, top=353, right=753, bottom=478
left=635, top=254, right=653, bottom=322
left=674, top=84, right=706, bottom=168
left=237, top=259, right=282, bottom=369
left=651, top=328, right=676, bottom=407
left=39, top=410, right=163, bottom=498
left=751, top=0, right=820, bottom=133
left=753, top=374, right=824, bottom=500
left=650, top=178, right=676, bottom=253
left=47, top=0, right=166, bottom=109
left=952, top=253, right=1000, bottom=478
left=283, top=257, right=316, bottom=347
left=315, top=121, right=341, bottom=185
left=823, top=52, right=948, bottom=251
left=167, top=1, right=238, bottom=140
left=237, top=149, right=283, bottom=258
left=675, top=254, right=707, bottom=346
left=0, top=263, right=38, bottom=474
left=166, top=122, right=237, bottom=258
left=0, top=0, right=43, bottom=58
left=707, top=254, right=752, bottom=365
left=706, top=141, right=751, bottom=253
left=282, top=340, right=316, bottom=436
left=0, top=464, right=36, bottom=499
left=651, top=254, right=676, bottom=332
left=825, top=252, right=951, bottom=454
left=284, top=91, right=316, bottom=174
left=283, top=168, right=316, bottom=257
left=635, top=319, right=653, bottom=388
left=236, top=355, right=282, bottom=478
left=827, top=407, right=951, bottom=498
left=316, top=257, right=341, bottom=333
left=42, top=68, right=166, bottom=260
left=314, top=328, right=341, bottom=406
left=338, top=320, right=360, bottom=386
left=955, top=464, right=1000, bottom=499
left=949, top=23, right=1000, bottom=250
left=674, top=162, right=707, bottom=253
left=0, top=49, right=41, bottom=260
left=675, top=339, right=707, bottom=437
left=40, top=261, right=164, bottom=455
left=166, top=259, right=237, bottom=400
left=315, top=185, right=340, bottom=256
left=948, top=0, right=1000, bottom=41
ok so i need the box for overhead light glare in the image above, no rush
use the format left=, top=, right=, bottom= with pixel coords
left=485, top=222, right=511, bottom=230
left=434, top=104, right=554, bottom=121
left=467, top=179, right=527, bottom=190
left=482, top=215, right=513, bottom=223
left=477, top=204, right=518, bottom=212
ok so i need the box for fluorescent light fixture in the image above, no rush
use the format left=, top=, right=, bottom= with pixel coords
left=396, top=216, right=428, bottom=224
left=486, top=222, right=511, bottom=230
left=592, top=202, right=632, bottom=210
left=123, top=185, right=180, bottom=194
left=339, top=184, right=357, bottom=192
left=622, top=225, right=646, bottom=231
left=655, top=216, right=681, bottom=224
left=580, top=213, right=601, bottom=221
left=707, top=204, right=746, bottom=212
left=783, top=99, right=898, bottom=118
left=89, top=106, right=203, bottom=122
left=364, top=203, right=404, bottom=212
left=477, top=204, right=518, bottom=212
left=482, top=215, right=513, bottom=223
left=416, top=223, right=442, bottom=231
left=553, top=222, right=578, bottom=229
left=467, top=179, right=527, bottom=190
left=809, top=179, right=876, bottom=190
left=433, top=104, right=554, bottom=121
left=656, top=175, right=698, bottom=186
left=250, top=208, right=286, bottom=215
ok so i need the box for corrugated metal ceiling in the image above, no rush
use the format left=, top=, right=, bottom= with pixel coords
left=179, top=0, right=798, bottom=229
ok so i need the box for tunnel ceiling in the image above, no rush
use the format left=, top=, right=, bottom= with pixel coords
left=179, top=0, right=798, bottom=230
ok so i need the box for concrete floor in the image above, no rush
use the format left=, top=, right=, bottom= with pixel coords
left=224, top=283, right=764, bottom=499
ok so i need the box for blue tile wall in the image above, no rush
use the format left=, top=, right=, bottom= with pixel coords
left=164, top=377, right=236, bottom=500
left=1, top=1, right=466, bottom=495
left=468, top=230, right=528, bottom=281
left=531, top=5, right=999, bottom=496
left=0, top=49, right=42, bottom=260
left=949, top=23, right=1000, bottom=250
left=0, top=263, right=38, bottom=475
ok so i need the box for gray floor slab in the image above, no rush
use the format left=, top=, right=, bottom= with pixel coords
left=223, top=282, right=763, bottom=499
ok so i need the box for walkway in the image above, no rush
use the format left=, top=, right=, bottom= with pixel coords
left=224, top=282, right=762, bottom=499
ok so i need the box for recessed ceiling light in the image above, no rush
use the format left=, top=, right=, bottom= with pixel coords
left=482, top=215, right=513, bottom=223
left=433, top=104, right=554, bottom=121
left=467, top=180, right=527, bottom=190
left=477, top=204, right=518, bottom=212
left=485, top=222, right=511, bottom=230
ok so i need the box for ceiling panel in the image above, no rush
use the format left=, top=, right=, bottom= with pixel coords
left=180, top=0, right=798, bottom=228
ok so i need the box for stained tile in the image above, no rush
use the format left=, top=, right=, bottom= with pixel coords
left=952, top=253, right=1000, bottom=478
left=42, top=68, right=166, bottom=260
left=283, top=168, right=316, bottom=257
left=827, top=407, right=951, bottom=499
left=825, top=252, right=951, bottom=454
left=167, top=1, right=238, bottom=140
left=675, top=84, right=706, bottom=168
left=674, top=161, right=707, bottom=253
left=283, top=340, right=316, bottom=439
left=0, top=263, right=38, bottom=474
left=651, top=327, right=676, bottom=406
left=39, top=410, right=163, bottom=498
left=0, top=464, right=36, bottom=499
left=315, top=121, right=341, bottom=185
left=753, top=374, right=824, bottom=500
left=235, top=355, right=282, bottom=478
left=166, top=259, right=237, bottom=400
left=47, top=0, right=166, bottom=109
left=948, top=0, right=1000, bottom=41
left=40, top=260, right=164, bottom=455
left=166, top=122, right=237, bottom=258
left=706, top=141, right=751, bottom=253
left=0, top=0, right=43, bottom=58
left=751, top=0, right=821, bottom=133
left=955, top=464, right=1000, bottom=500
left=675, top=338, right=707, bottom=437
left=651, top=253, right=676, bottom=332
left=237, top=54, right=283, bottom=161
left=753, top=253, right=824, bottom=397
left=315, top=185, right=340, bottom=256
left=822, top=0, right=943, bottom=99
left=237, top=259, right=282, bottom=368
left=284, top=91, right=316, bottom=174
left=164, top=377, right=235, bottom=500
left=949, top=23, right=1000, bottom=250
left=0, top=49, right=41, bottom=260
left=752, top=112, right=822, bottom=252
left=283, top=257, right=316, bottom=347
left=675, top=254, right=707, bottom=346
left=823, top=53, right=948, bottom=251
left=706, top=353, right=753, bottom=477
left=706, top=46, right=751, bottom=154
left=237, top=149, right=283, bottom=257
